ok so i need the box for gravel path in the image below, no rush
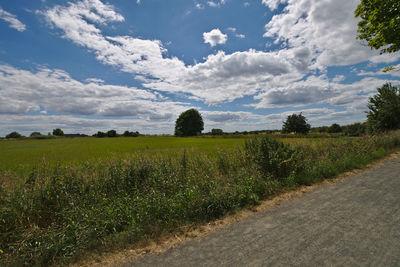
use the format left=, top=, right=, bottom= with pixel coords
left=122, top=156, right=400, bottom=266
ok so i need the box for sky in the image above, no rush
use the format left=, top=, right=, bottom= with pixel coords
left=0, top=0, right=399, bottom=136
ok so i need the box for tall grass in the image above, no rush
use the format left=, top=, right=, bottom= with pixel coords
left=1, top=131, right=400, bottom=266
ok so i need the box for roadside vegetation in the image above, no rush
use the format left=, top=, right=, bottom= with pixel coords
left=1, top=131, right=400, bottom=266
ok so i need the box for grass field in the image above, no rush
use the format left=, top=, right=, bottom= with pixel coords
left=0, top=136, right=246, bottom=176
left=1, top=132, right=400, bottom=266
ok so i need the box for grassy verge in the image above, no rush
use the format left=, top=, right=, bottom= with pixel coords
left=1, top=131, right=400, bottom=266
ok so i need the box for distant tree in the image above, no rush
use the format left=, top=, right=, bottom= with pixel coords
left=53, top=128, right=64, bottom=136
left=282, top=113, right=311, bottom=134
left=355, top=0, right=400, bottom=54
left=367, top=83, right=400, bottom=132
left=317, top=126, right=329, bottom=133
left=107, top=130, right=117, bottom=137
left=30, top=132, right=42, bottom=137
left=6, top=131, right=22, bottom=139
left=211, top=128, right=223, bottom=135
left=94, top=131, right=107, bottom=138
left=174, top=109, right=204, bottom=137
left=328, top=123, right=342, bottom=133
left=123, top=130, right=140, bottom=137
left=343, top=122, right=367, bottom=136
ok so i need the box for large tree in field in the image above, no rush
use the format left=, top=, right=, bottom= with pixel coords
left=174, top=109, right=204, bottom=137
left=282, top=113, right=311, bottom=134
left=355, top=0, right=400, bottom=54
left=367, top=83, right=400, bottom=132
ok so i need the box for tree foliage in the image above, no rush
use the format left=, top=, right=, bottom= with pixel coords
left=30, top=132, right=42, bottom=137
left=328, top=123, right=342, bottom=133
left=282, top=113, right=311, bottom=134
left=355, top=0, right=400, bottom=54
left=107, top=130, right=117, bottom=137
left=174, top=109, right=204, bottom=137
left=52, top=128, right=64, bottom=136
left=211, top=128, right=223, bottom=135
left=6, top=132, right=22, bottom=139
left=123, top=131, right=140, bottom=137
left=367, top=83, right=400, bottom=132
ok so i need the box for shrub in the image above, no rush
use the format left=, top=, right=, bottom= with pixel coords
left=244, top=136, right=303, bottom=181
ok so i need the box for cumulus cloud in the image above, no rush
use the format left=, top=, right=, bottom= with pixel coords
left=264, top=0, right=400, bottom=68
left=43, top=0, right=185, bottom=81
left=40, top=0, right=399, bottom=120
left=0, top=6, right=26, bottom=31
left=203, top=29, right=228, bottom=47
left=0, top=114, right=180, bottom=136
left=0, top=64, right=189, bottom=119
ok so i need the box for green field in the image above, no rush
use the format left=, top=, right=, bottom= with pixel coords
left=0, top=136, right=246, bottom=175
left=1, top=132, right=400, bottom=266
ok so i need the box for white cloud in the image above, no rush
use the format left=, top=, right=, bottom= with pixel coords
left=226, top=27, right=245, bottom=38
left=40, top=0, right=399, bottom=117
left=263, top=0, right=400, bottom=69
left=0, top=6, right=26, bottom=31
left=203, top=28, right=228, bottom=47
left=0, top=64, right=189, bottom=119
left=262, top=0, right=287, bottom=10
left=207, top=1, right=227, bottom=8
left=244, top=2, right=250, bottom=7
left=195, top=3, right=204, bottom=9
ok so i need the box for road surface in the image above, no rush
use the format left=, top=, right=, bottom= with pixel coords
left=121, top=156, right=400, bottom=266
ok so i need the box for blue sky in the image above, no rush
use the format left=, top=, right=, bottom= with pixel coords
left=0, top=0, right=399, bottom=136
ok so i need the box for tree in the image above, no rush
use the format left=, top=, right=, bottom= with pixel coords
left=367, top=83, right=400, bottom=132
left=355, top=0, right=400, bottom=54
left=328, top=123, right=342, bottom=133
left=107, top=130, right=117, bottom=137
left=53, top=128, right=64, bottom=136
left=343, top=122, right=367, bottom=136
left=30, top=132, right=42, bottom=137
left=94, top=131, right=106, bottom=138
left=282, top=113, right=311, bottom=134
left=174, top=109, right=204, bottom=137
left=211, top=128, right=223, bottom=135
left=123, top=130, right=140, bottom=137
left=6, top=131, right=22, bottom=139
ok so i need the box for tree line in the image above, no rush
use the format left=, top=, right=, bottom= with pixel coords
left=3, top=83, right=400, bottom=139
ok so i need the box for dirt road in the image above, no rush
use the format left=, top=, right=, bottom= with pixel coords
left=121, top=156, right=400, bottom=266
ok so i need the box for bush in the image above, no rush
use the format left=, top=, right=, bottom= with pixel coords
left=343, top=122, right=366, bottom=136
left=244, top=136, right=303, bottom=181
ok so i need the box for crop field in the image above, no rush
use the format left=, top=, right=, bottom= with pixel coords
left=1, top=132, right=400, bottom=266
left=0, top=136, right=246, bottom=177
